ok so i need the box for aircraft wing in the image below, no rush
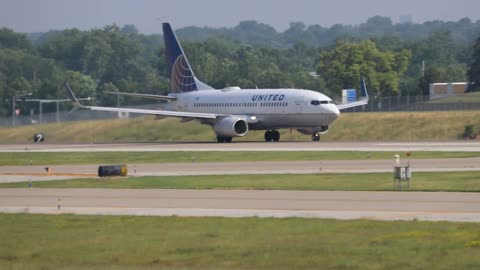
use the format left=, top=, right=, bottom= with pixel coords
left=105, top=91, right=177, bottom=101
left=65, top=83, right=216, bottom=119
left=336, top=98, right=369, bottom=110
left=86, top=106, right=216, bottom=119
left=336, top=77, right=369, bottom=111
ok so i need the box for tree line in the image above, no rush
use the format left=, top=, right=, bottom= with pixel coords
left=1, top=17, right=480, bottom=117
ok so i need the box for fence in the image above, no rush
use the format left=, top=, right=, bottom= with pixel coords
left=0, top=102, right=170, bottom=127
left=342, top=95, right=480, bottom=113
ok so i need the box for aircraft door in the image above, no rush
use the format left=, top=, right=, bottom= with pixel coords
left=295, top=97, right=304, bottom=113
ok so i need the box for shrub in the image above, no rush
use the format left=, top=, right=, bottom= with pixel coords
left=463, top=125, right=478, bottom=139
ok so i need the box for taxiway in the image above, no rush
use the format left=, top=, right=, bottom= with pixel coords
left=1, top=141, right=479, bottom=222
left=1, top=157, right=480, bottom=183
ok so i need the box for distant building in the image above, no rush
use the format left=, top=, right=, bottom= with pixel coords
left=429, top=82, right=469, bottom=100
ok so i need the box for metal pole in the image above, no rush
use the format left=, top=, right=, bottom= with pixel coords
left=11, top=95, right=15, bottom=126
left=12, top=93, right=32, bottom=125
left=56, top=101, right=60, bottom=123
left=39, top=101, right=43, bottom=124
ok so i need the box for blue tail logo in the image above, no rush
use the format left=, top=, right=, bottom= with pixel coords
left=163, top=23, right=198, bottom=92
left=171, top=54, right=196, bottom=92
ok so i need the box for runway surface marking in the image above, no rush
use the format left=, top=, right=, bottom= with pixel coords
left=1, top=189, right=479, bottom=222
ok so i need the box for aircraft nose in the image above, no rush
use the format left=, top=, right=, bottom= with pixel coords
left=331, top=105, right=340, bottom=119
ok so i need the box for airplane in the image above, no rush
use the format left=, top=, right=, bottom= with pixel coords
left=66, top=23, right=369, bottom=143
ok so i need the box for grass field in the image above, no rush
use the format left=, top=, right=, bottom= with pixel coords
left=1, top=111, right=480, bottom=143
left=1, top=151, right=479, bottom=166
left=2, top=172, right=480, bottom=192
left=3, top=111, right=480, bottom=270
left=1, top=214, right=479, bottom=270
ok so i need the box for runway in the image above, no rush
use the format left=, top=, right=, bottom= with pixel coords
left=2, top=141, right=480, bottom=152
left=1, top=141, right=479, bottom=222
left=1, top=188, right=479, bottom=222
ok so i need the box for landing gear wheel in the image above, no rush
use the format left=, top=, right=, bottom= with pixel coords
left=312, top=133, right=320, bottom=141
left=272, top=130, right=280, bottom=142
left=265, top=130, right=280, bottom=142
left=264, top=131, right=273, bottom=142
left=217, top=136, right=233, bottom=143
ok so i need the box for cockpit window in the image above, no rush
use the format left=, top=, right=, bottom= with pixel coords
left=311, top=100, right=332, bottom=105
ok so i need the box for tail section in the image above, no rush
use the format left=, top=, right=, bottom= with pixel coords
left=162, top=23, right=213, bottom=92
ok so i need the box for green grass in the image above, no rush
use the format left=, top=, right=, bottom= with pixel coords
left=1, top=214, right=479, bottom=270
left=3, top=172, right=480, bottom=192
left=1, top=111, right=480, bottom=142
left=1, top=151, right=479, bottom=166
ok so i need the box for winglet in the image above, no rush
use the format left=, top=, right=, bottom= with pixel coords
left=64, top=82, right=84, bottom=108
left=360, top=77, right=369, bottom=101
left=335, top=77, right=369, bottom=110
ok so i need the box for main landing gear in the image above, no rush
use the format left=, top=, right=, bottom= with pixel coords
left=264, top=130, right=280, bottom=142
left=312, top=133, right=320, bottom=141
left=217, top=136, right=232, bottom=143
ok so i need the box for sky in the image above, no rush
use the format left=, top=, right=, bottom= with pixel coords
left=1, top=0, right=479, bottom=34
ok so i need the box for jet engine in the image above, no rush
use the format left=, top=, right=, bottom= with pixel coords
left=297, top=126, right=329, bottom=135
left=213, top=116, right=248, bottom=137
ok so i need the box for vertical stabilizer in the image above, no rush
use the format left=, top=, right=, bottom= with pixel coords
left=162, top=23, right=213, bottom=92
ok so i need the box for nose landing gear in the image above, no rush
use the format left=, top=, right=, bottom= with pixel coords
left=312, top=133, right=320, bottom=141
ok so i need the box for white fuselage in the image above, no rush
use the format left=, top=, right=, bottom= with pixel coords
left=173, top=88, right=340, bottom=130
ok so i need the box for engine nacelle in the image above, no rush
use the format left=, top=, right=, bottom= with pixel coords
left=213, top=116, right=248, bottom=137
left=297, top=126, right=329, bottom=135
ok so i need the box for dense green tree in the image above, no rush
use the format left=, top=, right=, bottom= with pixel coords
left=468, top=35, right=480, bottom=84
left=121, top=24, right=139, bottom=35
left=175, top=17, right=480, bottom=48
left=359, top=16, right=394, bottom=36
left=0, top=28, right=33, bottom=52
left=37, top=28, right=85, bottom=70
left=64, top=70, right=96, bottom=100
left=0, top=48, right=61, bottom=97
left=317, top=40, right=411, bottom=96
